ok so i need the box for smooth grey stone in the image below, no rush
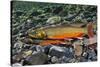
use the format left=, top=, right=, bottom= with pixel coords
left=49, top=46, right=74, bottom=58
left=49, top=46, right=66, bottom=58
left=51, top=56, right=59, bottom=63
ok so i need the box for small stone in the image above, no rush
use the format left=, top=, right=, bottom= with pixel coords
left=68, top=58, right=76, bottom=63
left=64, top=47, right=74, bottom=58
left=12, top=63, right=22, bottom=67
left=49, top=46, right=66, bottom=58
left=36, top=45, right=44, bottom=52
left=59, top=56, right=70, bottom=63
left=82, top=52, right=88, bottom=58
left=51, top=56, right=59, bottom=63
left=30, top=45, right=44, bottom=52
left=87, top=49, right=97, bottom=61
left=12, top=54, right=23, bottom=64
left=46, top=16, right=61, bottom=24
left=23, top=50, right=33, bottom=58
left=23, top=44, right=31, bottom=49
left=13, top=41, right=23, bottom=54
left=30, top=45, right=37, bottom=51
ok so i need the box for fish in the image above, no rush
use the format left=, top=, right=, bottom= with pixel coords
left=28, top=22, right=96, bottom=46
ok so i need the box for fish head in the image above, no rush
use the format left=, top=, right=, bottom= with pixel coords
left=28, top=29, right=46, bottom=39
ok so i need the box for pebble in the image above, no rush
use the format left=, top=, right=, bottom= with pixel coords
left=13, top=41, right=23, bottom=54
left=22, top=50, right=33, bottom=58
left=87, top=49, right=97, bottom=61
left=51, top=56, right=59, bottom=63
left=12, top=63, right=22, bottom=67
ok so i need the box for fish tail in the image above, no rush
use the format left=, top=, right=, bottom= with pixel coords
left=87, top=22, right=94, bottom=38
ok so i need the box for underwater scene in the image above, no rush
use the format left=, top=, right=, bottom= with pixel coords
left=11, top=1, right=97, bottom=66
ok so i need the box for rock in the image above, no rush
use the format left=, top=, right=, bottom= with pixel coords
left=30, top=45, right=44, bottom=52
left=12, top=49, right=32, bottom=64
left=13, top=41, right=23, bottom=49
left=80, top=57, right=88, bottom=62
left=46, top=16, right=61, bottom=24
left=49, top=46, right=74, bottom=58
left=12, top=63, right=22, bottom=67
left=23, top=44, right=31, bottom=49
left=29, top=45, right=37, bottom=51
left=12, top=54, right=23, bottom=64
left=43, top=45, right=52, bottom=54
left=64, top=47, right=74, bottom=58
left=68, top=58, right=76, bottom=63
left=82, top=52, right=88, bottom=58
left=12, top=28, right=19, bottom=35
left=49, top=46, right=66, bottom=58
left=59, top=56, right=70, bottom=63
left=23, top=52, right=48, bottom=65
left=35, top=45, right=44, bottom=52
left=22, top=50, right=33, bottom=58
left=13, top=41, right=23, bottom=54
left=51, top=56, right=59, bottom=63
left=87, top=49, right=97, bottom=61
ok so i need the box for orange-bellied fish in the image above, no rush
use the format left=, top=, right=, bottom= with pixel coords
left=28, top=22, right=96, bottom=46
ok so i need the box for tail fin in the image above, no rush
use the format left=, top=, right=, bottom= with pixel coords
left=87, top=22, right=94, bottom=38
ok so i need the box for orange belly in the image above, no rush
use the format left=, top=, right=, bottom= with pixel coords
left=40, top=32, right=84, bottom=46
left=48, top=32, right=84, bottom=39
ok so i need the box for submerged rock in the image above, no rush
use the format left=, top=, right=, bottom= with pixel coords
left=23, top=52, right=48, bottom=65
left=22, top=50, right=33, bottom=58
left=43, top=45, right=52, bottom=54
left=46, top=16, right=62, bottom=24
left=51, top=56, right=59, bottom=63
left=12, top=54, right=23, bottom=64
left=23, top=44, right=31, bottom=49
left=12, top=41, right=23, bottom=55
left=13, top=41, right=23, bottom=49
left=49, top=46, right=74, bottom=58
left=58, top=56, right=70, bottom=63
left=49, top=46, right=66, bottom=58
left=87, top=49, right=97, bottom=61
left=30, top=45, right=44, bottom=52
left=12, top=63, right=22, bottom=67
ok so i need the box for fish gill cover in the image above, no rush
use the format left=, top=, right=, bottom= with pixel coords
left=11, top=1, right=97, bottom=66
